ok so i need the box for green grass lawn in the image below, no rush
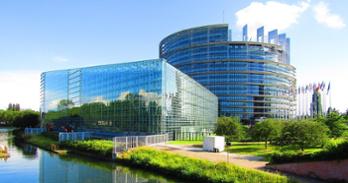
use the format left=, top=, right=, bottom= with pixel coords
left=226, top=142, right=322, bottom=161
left=168, top=140, right=323, bottom=161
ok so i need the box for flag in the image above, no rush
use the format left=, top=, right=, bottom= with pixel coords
left=313, top=83, right=317, bottom=91
left=327, top=82, right=331, bottom=94
left=320, top=81, right=325, bottom=91
left=317, top=82, right=321, bottom=91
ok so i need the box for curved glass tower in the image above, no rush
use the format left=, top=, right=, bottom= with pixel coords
left=159, top=24, right=296, bottom=122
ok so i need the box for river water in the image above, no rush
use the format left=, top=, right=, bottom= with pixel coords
left=0, top=129, right=184, bottom=183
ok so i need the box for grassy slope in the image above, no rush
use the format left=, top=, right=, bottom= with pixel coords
left=121, top=147, right=293, bottom=183
left=61, top=139, right=113, bottom=157
left=26, top=134, right=58, bottom=150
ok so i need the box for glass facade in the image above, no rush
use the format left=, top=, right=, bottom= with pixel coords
left=40, top=59, right=218, bottom=137
left=159, top=24, right=296, bottom=122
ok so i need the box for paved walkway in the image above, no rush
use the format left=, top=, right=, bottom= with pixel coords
left=153, top=144, right=268, bottom=169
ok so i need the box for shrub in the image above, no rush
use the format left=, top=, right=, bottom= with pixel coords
left=61, top=140, right=113, bottom=157
left=122, top=147, right=292, bottom=183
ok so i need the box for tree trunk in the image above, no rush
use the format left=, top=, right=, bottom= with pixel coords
left=265, top=140, right=268, bottom=149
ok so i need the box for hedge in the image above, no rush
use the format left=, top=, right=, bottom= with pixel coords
left=61, top=139, right=113, bottom=157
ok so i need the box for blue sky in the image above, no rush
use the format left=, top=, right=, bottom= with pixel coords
left=0, top=0, right=347, bottom=112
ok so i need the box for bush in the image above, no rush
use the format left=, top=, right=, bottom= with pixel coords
left=122, top=147, right=292, bottom=183
left=61, top=140, right=113, bottom=157
left=270, top=140, right=348, bottom=164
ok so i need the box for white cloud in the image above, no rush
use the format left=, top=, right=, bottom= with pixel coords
left=235, top=0, right=310, bottom=39
left=0, top=71, right=41, bottom=111
left=313, top=2, right=346, bottom=29
left=52, top=56, right=69, bottom=63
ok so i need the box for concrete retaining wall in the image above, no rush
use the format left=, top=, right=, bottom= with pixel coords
left=268, top=159, right=348, bottom=182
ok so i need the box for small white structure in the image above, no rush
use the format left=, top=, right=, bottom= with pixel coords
left=203, top=136, right=225, bottom=152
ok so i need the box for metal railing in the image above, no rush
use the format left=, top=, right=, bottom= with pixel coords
left=113, top=134, right=168, bottom=158
left=173, top=131, right=212, bottom=141
left=24, top=128, right=46, bottom=135
left=58, top=132, right=93, bottom=142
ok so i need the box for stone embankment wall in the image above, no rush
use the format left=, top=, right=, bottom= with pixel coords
left=268, top=159, right=348, bottom=182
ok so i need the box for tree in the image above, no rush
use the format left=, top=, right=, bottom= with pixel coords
left=12, top=110, right=40, bottom=128
left=215, top=116, right=244, bottom=143
left=280, top=120, right=328, bottom=151
left=250, top=119, right=283, bottom=149
left=342, top=109, right=348, bottom=121
left=321, top=111, right=348, bottom=138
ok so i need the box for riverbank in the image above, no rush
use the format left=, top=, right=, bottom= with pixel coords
left=18, top=134, right=293, bottom=183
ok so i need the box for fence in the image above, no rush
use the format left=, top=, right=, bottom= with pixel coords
left=173, top=132, right=212, bottom=141
left=113, top=134, right=168, bottom=158
left=58, top=132, right=93, bottom=142
left=24, top=128, right=46, bottom=135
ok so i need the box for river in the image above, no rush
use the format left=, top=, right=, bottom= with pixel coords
left=0, top=129, right=184, bottom=183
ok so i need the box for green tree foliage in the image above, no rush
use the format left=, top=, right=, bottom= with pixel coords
left=215, top=116, right=244, bottom=143
left=250, top=119, right=283, bottom=149
left=280, top=120, right=329, bottom=151
left=0, top=109, right=40, bottom=128
left=318, top=111, right=348, bottom=138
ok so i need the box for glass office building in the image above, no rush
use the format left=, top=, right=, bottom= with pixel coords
left=160, top=24, right=296, bottom=122
left=40, top=59, right=218, bottom=137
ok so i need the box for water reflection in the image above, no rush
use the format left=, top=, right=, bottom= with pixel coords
left=39, top=152, right=179, bottom=183
left=0, top=129, right=182, bottom=183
